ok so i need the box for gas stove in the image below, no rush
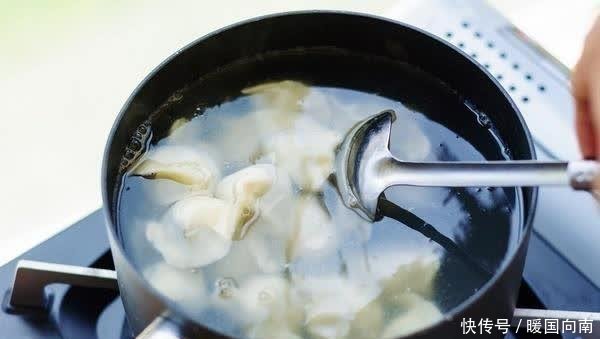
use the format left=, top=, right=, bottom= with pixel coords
left=1, top=2, right=600, bottom=339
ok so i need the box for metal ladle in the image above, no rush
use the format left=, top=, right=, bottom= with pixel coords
left=335, top=110, right=600, bottom=221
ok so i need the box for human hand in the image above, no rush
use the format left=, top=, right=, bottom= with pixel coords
left=573, top=16, right=600, bottom=159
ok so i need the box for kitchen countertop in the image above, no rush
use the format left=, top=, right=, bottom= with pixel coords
left=0, top=0, right=597, bottom=265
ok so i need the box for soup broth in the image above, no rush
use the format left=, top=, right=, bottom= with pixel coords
left=118, top=49, right=521, bottom=339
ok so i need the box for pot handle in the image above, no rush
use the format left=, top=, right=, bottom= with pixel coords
left=136, top=313, right=185, bottom=339
left=7, top=260, right=118, bottom=312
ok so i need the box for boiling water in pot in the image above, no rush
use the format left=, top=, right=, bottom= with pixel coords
left=117, top=49, right=521, bottom=339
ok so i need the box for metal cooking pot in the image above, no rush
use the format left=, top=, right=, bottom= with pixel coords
left=101, top=11, right=537, bottom=338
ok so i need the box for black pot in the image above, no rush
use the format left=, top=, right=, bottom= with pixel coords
left=102, top=11, right=537, bottom=338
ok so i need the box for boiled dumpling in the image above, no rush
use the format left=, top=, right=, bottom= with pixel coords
left=169, top=117, right=189, bottom=135
left=323, top=181, right=373, bottom=243
left=142, top=261, right=207, bottom=314
left=146, top=196, right=235, bottom=269
left=243, top=80, right=309, bottom=131
left=132, top=144, right=220, bottom=193
left=248, top=162, right=297, bottom=238
left=306, top=304, right=352, bottom=339
left=348, top=300, right=384, bottom=339
left=217, top=164, right=275, bottom=201
left=289, top=195, right=338, bottom=259
left=382, top=255, right=440, bottom=300
left=137, top=178, right=189, bottom=207
left=212, top=274, right=303, bottom=331
left=241, top=225, right=287, bottom=274
left=237, top=275, right=295, bottom=324
left=246, top=322, right=303, bottom=339
left=301, top=88, right=355, bottom=132
left=164, top=109, right=262, bottom=164
left=242, top=80, right=309, bottom=112
left=367, top=247, right=440, bottom=300
left=216, top=113, right=264, bottom=163
left=293, top=276, right=381, bottom=339
left=212, top=169, right=294, bottom=278
left=301, top=88, right=391, bottom=136
left=263, top=116, right=341, bottom=192
left=216, top=164, right=276, bottom=238
left=301, top=279, right=380, bottom=339
left=211, top=220, right=288, bottom=280
left=381, top=293, right=443, bottom=338
left=332, top=206, right=372, bottom=244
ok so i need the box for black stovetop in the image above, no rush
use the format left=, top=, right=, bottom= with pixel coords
left=0, top=206, right=599, bottom=339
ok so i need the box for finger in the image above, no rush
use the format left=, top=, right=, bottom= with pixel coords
left=590, top=76, right=600, bottom=158
left=572, top=60, right=595, bottom=158
left=592, top=171, right=600, bottom=203
left=575, top=99, right=596, bottom=158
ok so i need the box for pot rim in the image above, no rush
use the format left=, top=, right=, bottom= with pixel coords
left=101, top=10, right=539, bottom=338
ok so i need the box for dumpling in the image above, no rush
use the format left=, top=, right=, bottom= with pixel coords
left=293, top=276, right=381, bottom=339
left=146, top=196, right=235, bottom=269
left=163, top=107, right=263, bottom=164
left=142, top=261, right=207, bottom=314
left=130, top=145, right=220, bottom=207
left=246, top=323, right=303, bottom=339
left=137, top=177, right=189, bottom=207
left=211, top=168, right=293, bottom=278
left=368, top=247, right=440, bottom=300
left=301, top=88, right=351, bottom=131
left=289, top=195, right=338, bottom=259
left=381, top=293, right=443, bottom=338
left=382, top=255, right=440, bottom=300
left=242, top=80, right=309, bottom=112
left=243, top=80, right=309, bottom=137
left=132, top=144, right=220, bottom=193
left=211, top=113, right=263, bottom=164
left=211, top=220, right=288, bottom=280
left=263, top=116, right=341, bottom=192
left=210, top=239, right=261, bottom=281
left=212, top=274, right=303, bottom=331
left=323, top=181, right=373, bottom=243
left=306, top=305, right=352, bottom=339
left=237, top=275, right=294, bottom=324
left=302, top=89, right=379, bottom=135
left=217, top=164, right=275, bottom=201
left=243, top=80, right=309, bottom=112
left=168, top=117, right=189, bottom=135
left=241, top=226, right=287, bottom=274
left=216, top=164, right=276, bottom=239
left=348, top=300, right=384, bottom=339
left=245, top=162, right=297, bottom=238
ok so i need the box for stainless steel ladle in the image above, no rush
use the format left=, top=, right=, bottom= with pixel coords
left=335, top=110, right=600, bottom=221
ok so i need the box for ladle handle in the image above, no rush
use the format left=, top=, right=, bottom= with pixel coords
left=385, top=159, right=600, bottom=190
